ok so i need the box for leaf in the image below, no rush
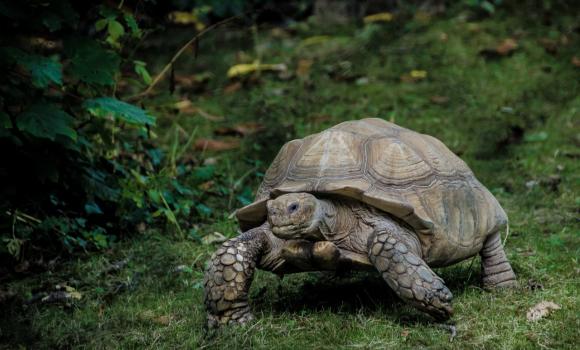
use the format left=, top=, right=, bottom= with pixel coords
left=363, top=12, right=394, bottom=23
left=134, top=60, right=152, bottom=84
left=124, top=14, right=141, bottom=38
left=95, top=18, right=108, bottom=31
left=214, top=122, right=265, bottom=137
left=524, top=131, right=548, bottom=142
left=66, top=39, right=120, bottom=85
left=167, top=11, right=206, bottom=31
left=526, top=301, right=561, bottom=321
left=85, top=201, right=103, bottom=215
left=480, top=1, right=496, bottom=14
left=296, top=59, right=313, bottom=78
left=17, top=104, right=77, bottom=141
left=193, top=165, right=215, bottom=181
left=201, top=232, right=227, bottom=245
left=3, top=48, right=62, bottom=88
left=496, top=38, right=518, bottom=55
left=298, top=35, right=332, bottom=48
left=107, top=19, right=125, bottom=41
left=410, top=70, right=428, bottom=79
left=84, top=97, right=156, bottom=126
left=227, top=61, right=287, bottom=78
left=430, top=95, right=450, bottom=104
left=194, top=138, right=240, bottom=151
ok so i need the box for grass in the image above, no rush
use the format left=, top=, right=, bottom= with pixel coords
left=1, top=4, right=579, bottom=349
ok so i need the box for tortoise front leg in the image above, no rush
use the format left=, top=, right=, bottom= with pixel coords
left=368, top=225, right=453, bottom=321
left=204, top=223, right=269, bottom=328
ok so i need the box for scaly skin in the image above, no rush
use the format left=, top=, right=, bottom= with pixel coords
left=480, top=232, right=517, bottom=289
left=204, top=224, right=267, bottom=327
left=204, top=224, right=343, bottom=327
left=368, top=228, right=454, bottom=321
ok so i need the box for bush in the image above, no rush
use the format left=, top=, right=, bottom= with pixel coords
left=0, top=0, right=201, bottom=266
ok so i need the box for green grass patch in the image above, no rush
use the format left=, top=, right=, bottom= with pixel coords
left=1, top=5, right=579, bottom=349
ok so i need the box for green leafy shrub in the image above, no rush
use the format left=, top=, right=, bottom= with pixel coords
left=0, top=1, right=202, bottom=265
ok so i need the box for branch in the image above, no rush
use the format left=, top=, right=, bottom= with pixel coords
left=127, top=14, right=245, bottom=102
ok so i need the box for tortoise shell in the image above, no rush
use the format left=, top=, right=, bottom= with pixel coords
left=236, top=118, right=507, bottom=260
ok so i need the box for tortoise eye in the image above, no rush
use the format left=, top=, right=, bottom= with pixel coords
left=288, top=203, right=299, bottom=213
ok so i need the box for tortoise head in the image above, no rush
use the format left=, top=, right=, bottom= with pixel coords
left=266, top=193, right=323, bottom=240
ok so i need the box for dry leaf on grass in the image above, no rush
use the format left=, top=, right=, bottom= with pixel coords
left=296, top=59, right=313, bottom=78
left=526, top=301, right=561, bottom=321
left=227, top=61, right=287, bottom=78
left=572, top=56, right=580, bottom=68
left=401, top=70, right=428, bottom=83
left=202, top=232, right=227, bottom=245
left=194, top=138, right=240, bottom=151
left=496, top=38, right=518, bottom=55
left=153, top=315, right=174, bottom=325
left=174, top=100, right=224, bottom=121
left=215, top=122, right=265, bottom=137
left=224, top=81, right=242, bottom=94
left=363, top=12, right=394, bottom=24
left=480, top=38, right=518, bottom=59
left=430, top=95, right=449, bottom=104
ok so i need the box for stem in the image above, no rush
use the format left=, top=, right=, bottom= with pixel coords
left=127, top=14, right=246, bottom=101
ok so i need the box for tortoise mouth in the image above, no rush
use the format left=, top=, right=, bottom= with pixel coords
left=271, top=223, right=304, bottom=239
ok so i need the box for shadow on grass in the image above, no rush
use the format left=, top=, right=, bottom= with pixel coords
left=252, top=261, right=484, bottom=322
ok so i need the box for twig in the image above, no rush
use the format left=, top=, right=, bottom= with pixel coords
left=502, top=223, right=510, bottom=247
left=127, top=14, right=245, bottom=101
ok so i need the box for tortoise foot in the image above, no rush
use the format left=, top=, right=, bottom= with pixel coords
left=480, top=233, right=517, bottom=290
left=207, top=307, right=255, bottom=328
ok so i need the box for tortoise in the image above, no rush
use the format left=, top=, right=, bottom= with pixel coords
left=203, top=118, right=516, bottom=327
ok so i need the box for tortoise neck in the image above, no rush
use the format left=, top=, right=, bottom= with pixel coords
left=317, top=199, right=358, bottom=242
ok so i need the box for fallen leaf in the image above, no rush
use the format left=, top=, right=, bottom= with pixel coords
left=364, top=12, right=394, bottom=24
left=194, top=138, right=240, bottom=151
left=174, top=99, right=194, bottom=112
left=298, top=35, right=332, bottom=48
left=215, top=122, right=265, bottom=137
left=64, top=286, right=82, bottom=300
left=410, top=70, right=428, bottom=79
left=167, top=11, right=205, bottom=30
left=296, top=59, right=313, bottom=78
left=174, top=101, right=224, bottom=121
left=526, top=301, right=561, bottom=321
left=496, top=38, right=518, bottom=55
left=153, top=315, right=174, bottom=325
left=227, top=61, right=287, bottom=78
left=174, top=72, right=212, bottom=91
left=430, top=95, right=449, bottom=104
left=400, top=70, right=427, bottom=83
left=270, top=27, right=290, bottom=39
left=202, top=232, right=227, bottom=245
left=572, top=56, right=580, bottom=68
left=224, top=81, right=242, bottom=94
left=481, top=38, right=518, bottom=59
left=538, top=38, right=558, bottom=54
left=198, top=180, right=214, bottom=191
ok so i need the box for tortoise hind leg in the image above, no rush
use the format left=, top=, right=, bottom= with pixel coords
left=480, top=232, right=517, bottom=289
left=368, top=224, right=453, bottom=321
